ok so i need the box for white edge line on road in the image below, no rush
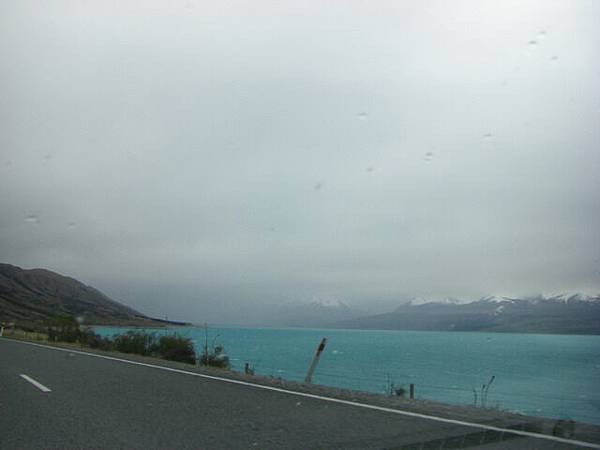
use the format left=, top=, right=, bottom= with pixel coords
left=19, top=373, right=52, bottom=393
left=4, top=338, right=600, bottom=449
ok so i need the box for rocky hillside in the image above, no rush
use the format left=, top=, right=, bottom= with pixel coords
left=0, top=263, right=177, bottom=327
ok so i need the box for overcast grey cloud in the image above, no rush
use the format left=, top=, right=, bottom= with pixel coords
left=1, top=0, right=599, bottom=323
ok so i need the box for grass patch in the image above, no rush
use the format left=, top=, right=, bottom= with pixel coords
left=2, top=328, right=48, bottom=341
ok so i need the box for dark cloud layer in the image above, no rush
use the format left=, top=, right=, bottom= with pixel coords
left=1, top=1, right=599, bottom=322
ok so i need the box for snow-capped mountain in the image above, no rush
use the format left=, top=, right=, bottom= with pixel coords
left=272, top=298, right=364, bottom=327
left=401, top=293, right=599, bottom=307
left=479, top=295, right=512, bottom=304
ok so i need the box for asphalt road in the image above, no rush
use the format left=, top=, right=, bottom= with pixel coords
left=0, top=338, right=596, bottom=450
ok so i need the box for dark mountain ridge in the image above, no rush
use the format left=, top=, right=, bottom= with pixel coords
left=0, top=263, right=180, bottom=327
left=329, top=295, right=600, bottom=335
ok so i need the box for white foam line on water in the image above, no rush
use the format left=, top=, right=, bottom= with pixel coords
left=5, top=338, right=600, bottom=449
left=20, top=373, right=52, bottom=393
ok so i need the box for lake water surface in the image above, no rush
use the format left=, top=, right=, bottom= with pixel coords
left=95, top=326, right=600, bottom=425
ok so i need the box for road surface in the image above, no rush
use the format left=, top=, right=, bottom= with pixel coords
left=0, top=338, right=597, bottom=449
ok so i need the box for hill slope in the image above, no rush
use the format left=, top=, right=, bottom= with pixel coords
left=0, top=263, right=171, bottom=327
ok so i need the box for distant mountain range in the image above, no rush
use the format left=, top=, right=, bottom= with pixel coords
left=2, top=262, right=598, bottom=334
left=0, top=263, right=185, bottom=327
left=271, top=299, right=365, bottom=327
left=328, top=294, right=600, bottom=335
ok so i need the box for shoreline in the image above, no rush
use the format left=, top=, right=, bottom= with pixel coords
left=92, top=322, right=600, bottom=337
left=3, top=333, right=600, bottom=446
left=89, top=323, right=600, bottom=336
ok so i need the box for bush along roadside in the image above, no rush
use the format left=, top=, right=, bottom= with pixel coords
left=199, top=344, right=230, bottom=369
left=45, top=315, right=198, bottom=365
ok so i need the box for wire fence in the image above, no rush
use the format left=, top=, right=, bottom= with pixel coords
left=233, top=358, right=600, bottom=424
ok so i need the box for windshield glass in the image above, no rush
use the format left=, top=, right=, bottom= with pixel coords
left=1, top=1, right=599, bottom=449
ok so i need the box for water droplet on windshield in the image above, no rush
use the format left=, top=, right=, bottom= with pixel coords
left=537, top=30, right=547, bottom=39
left=483, top=133, right=493, bottom=140
left=424, top=152, right=434, bottom=162
left=24, top=214, right=40, bottom=224
left=550, top=55, right=559, bottom=62
left=357, top=112, right=368, bottom=120
left=528, top=40, right=538, bottom=48
left=366, top=166, right=375, bottom=173
left=67, top=222, right=77, bottom=230
left=314, top=182, right=323, bottom=191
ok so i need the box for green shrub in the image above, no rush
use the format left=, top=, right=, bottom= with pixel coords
left=152, top=334, right=196, bottom=364
left=113, top=330, right=157, bottom=356
left=40, top=319, right=199, bottom=366
left=47, top=315, right=80, bottom=343
left=79, top=328, right=114, bottom=351
left=199, top=344, right=230, bottom=369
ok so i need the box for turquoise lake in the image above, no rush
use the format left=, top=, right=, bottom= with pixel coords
left=95, top=326, right=600, bottom=425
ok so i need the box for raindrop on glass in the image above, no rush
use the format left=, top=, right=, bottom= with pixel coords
left=482, top=133, right=493, bottom=140
left=537, top=30, right=547, bottom=39
left=550, top=55, right=559, bottom=62
left=424, top=152, right=434, bottom=162
left=366, top=166, right=375, bottom=173
left=314, top=182, right=323, bottom=191
left=24, top=214, right=40, bottom=224
left=528, top=40, right=538, bottom=48
left=357, top=112, right=368, bottom=120
left=67, top=222, right=77, bottom=230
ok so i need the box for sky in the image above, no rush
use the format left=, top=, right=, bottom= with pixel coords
left=1, top=0, right=599, bottom=323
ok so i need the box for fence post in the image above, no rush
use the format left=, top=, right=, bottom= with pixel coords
left=410, top=383, right=415, bottom=399
left=304, top=338, right=327, bottom=384
left=203, top=322, right=209, bottom=366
